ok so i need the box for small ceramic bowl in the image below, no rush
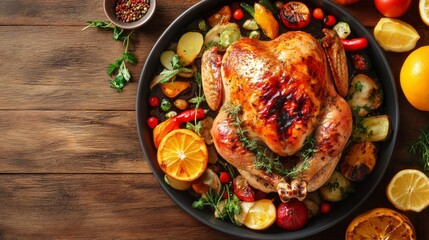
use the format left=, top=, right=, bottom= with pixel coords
left=104, top=0, right=156, bottom=29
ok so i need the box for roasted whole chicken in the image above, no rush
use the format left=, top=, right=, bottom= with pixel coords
left=202, top=29, right=353, bottom=202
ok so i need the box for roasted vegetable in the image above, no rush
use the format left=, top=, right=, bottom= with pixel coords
left=164, top=174, right=192, bottom=191
left=341, top=142, right=377, bottom=182
left=353, top=115, right=391, bottom=142
left=249, top=30, right=261, bottom=39
left=242, top=19, right=259, bottom=30
left=302, top=192, right=321, bottom=218
left=177, top=32, right=204, bottom=66
left=347, top=74, right=382, bottom=117
left=254, top=3, right=279, bottom=39
left=192, top=168, right=222, bottom=195
left=279, top=1, right=311, bottom=30
left=160, top=50, right=176, bottom=70
left=219, top=29, right=241, bottom=47
left=160, top=81, right=191, bottom=98
left=333, top=21, right=351, bottom=39
left=204, top=23, right=241, bottom=47
left=208, top=5, right=232, bottom=27
left=319, top=171, right=354, bottom=202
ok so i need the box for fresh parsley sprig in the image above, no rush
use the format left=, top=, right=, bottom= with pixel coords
left=159, top=55, right=192, bottom=84
left=83, top=20, right=137, bottom=92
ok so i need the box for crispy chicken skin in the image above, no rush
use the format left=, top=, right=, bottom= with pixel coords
left=204, top=30, right=352, bottom=202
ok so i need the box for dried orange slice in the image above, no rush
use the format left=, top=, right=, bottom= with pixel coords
left=243, top=199, right=276, bottom=230
left=157, top=129, right=208, bottom=182
left=386, top=169, right=429, bottom=212
left=420, top=0, right=429, bottom=26
left=346, top=208, right=416, bottom=240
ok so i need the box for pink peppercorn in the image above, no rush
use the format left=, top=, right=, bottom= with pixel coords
left=115, top=0, right=150, bottom=23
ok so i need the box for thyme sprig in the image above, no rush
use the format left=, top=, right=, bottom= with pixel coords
left=224, top=102, right=313, bottom=179
left=409, top=126, right=429, bottom=174
left=186, top=72, right=206, bottom=134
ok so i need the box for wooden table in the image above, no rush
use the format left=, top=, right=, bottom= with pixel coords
left=1, top=0, right=428, bottom=239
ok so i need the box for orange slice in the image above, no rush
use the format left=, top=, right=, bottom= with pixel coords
left=243, top=199, right=276, bottom=230
left=157, top=129, right=208, bottom=182
left=346, top=208, right=416, bottom=240
left=373, top=18, right=420, bottom=52
left=386, top=169, right=429, bottom=212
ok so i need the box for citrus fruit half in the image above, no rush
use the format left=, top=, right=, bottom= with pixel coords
left=400, top=46, right=429, bottom=111
left=157, top=129, right=208, bottom=182
left=374, top=18, right=420, bottom=52
left=420, top=0, right=429, bottom=26
left=243, top=199, right=276, bottom=230
left=346, top=208, right=416, bottom=240
left=386, top=169, right=429, bottom=212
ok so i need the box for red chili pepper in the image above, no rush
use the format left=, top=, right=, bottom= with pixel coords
left=341, top=38, right=368, bottom=51
left=153, top=108, right=206, bottom=148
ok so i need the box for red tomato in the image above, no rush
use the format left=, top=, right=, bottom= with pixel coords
left=147, top=117, right=159, bottom=129
left=233, top=176, right=255, bottom=202
left=276, top=199, right=308, bottom=231
left=374, top=0, right=411, bottom=17
left=320, top=202, right=331, bottom=214
left=233, top=8, right=244, bottom=20
left=219, top=172, right=231, bottom=184
left=312, top=8, right=324, bottom=20
left=324, top=15, right=337, bottom=27
left=149, top=96, right=160, bottom=107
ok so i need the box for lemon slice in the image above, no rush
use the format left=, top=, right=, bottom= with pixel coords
left=386, top=169, right=429, bottom=212
left=374, top=18, right=420, bottom=52
left=420, top=0, right=429, bottom=26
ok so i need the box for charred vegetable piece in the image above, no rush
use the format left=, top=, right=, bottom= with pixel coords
left=279, top=1, right=311, bottom=29
left=346, top=74, right=382, bottom=117
left=341, top=142, right=377, bottom=182
left=242, top=19, right=259, bottom=30
left=204, top=23, right=241, bottom=47
left=233, top=175, right=255, bottom=202
left=254, top=3, right=279, bottom=39
left=208, top=5, right=232, bottom=27
left=353, top=115, right=391, bottom=142
left=192, top=168, right=221, bottom=195
left=333, top=21, right=351, bottom=39
left=319, top=171, right=354, bottom=202
left=219, top=29, right=241, bottom=47
left=160, top=81, right=191, bottom=98
left=350, top=52, right=372, bottom=72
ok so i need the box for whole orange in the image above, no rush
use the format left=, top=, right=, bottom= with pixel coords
left=400, top=46, right=429, bottom=111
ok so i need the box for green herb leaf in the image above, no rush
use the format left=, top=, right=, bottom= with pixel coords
left=82, top=20, right=114, bottom=30
left=107, top=63, right=118, bottom=76
left=124, top=51, right=137, bottom=64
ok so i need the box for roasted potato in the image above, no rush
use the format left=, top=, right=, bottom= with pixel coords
left=160, top=81, right=191, bottom=98
left=346, top=74, right=382, bottom=117
left=160, top=50, right=176, bottom=70
left=353, top=115, right=391, bottom=142
left=192, top=168, right=221, bottom=195
left=319, top=170, right=354, bottom=202
left=177, top=32, right=204, bottom=66
left=341, top=142, right=377, bottom=182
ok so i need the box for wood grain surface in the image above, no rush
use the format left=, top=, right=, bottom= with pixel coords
left=1, top=0, right=429, bottom=239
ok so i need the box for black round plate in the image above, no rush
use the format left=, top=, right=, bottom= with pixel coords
left=136, top=0, right=399, bottom=238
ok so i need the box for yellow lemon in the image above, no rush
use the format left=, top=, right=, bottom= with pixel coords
left=386, top=169, right=429, bottom=212
left=420, top=0, right=429, bottom=26
left=374, top=18, right=420, bottom=52
left=400, top=46, right=429, bottom=111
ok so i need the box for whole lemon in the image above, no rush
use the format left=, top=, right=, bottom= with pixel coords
left=400, top=46, right=429, bottom=111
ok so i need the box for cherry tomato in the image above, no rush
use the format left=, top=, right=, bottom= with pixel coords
left=320, top=202, right=331, bottom=214
left=149, top=96, right=160, bottom=107
left=219, top=172, right=231, bottom=184
left=280, top=1, right=311, bottom=29
left=374, top=0, right=411, bottom=17
left=147, top=116, right=159, bottom=129
left=324, top=15, right=337, bottom=26
left=341, top=38, right=368, bottom=51
left=233, top=176, right=255, bottom=202
left=233, top=8, right=244, bottom=20
left=312, top=8, right=324, bottom=20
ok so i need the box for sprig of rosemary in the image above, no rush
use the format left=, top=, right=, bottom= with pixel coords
left=224, top=102, right=312, bottom=179
left=83, top=20, right=137, bottom=92
left=409, top=126, right=429, bottom=174
left=186, top=72, right=206, bottom=134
